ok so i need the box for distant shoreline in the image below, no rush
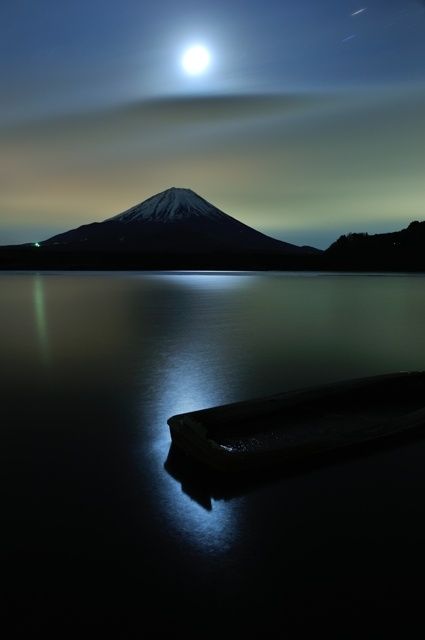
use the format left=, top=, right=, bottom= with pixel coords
left=3, top=218, right=425, bottom=272
left=1, top=254, right=425, bottom=274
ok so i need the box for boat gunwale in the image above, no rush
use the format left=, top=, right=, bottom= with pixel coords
left=167, top=371, right=425, bottom=473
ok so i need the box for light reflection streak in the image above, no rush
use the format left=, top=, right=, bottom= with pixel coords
left=141, top=271, right=258, bottom=291
left=140, top=274, right=250, bottom=551
left=150, top=352, right=237, bottom=551
left=33, top=275, right=50, bottom=365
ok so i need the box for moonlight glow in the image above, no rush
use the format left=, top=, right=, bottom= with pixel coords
left=181, top=45, right=211, bottom=75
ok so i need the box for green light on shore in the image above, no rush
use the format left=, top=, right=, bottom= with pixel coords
left=35, top=242, right=40, bottom=248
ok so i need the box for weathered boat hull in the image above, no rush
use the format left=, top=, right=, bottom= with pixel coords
left=167, top=372, right=425, bottom=473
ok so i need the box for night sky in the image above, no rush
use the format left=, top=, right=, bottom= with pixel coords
left=1, top=0, right=425, bottom=248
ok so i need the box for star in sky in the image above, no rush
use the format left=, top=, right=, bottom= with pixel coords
left=351, top=8, right=367, bottom=17
left=342, top=34, right=357, bottom=43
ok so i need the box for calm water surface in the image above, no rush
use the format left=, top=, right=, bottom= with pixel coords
left=3, top=271, right=425, bottom=634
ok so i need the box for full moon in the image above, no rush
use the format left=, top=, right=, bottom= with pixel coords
left=181, top=45, right=211, bottom=75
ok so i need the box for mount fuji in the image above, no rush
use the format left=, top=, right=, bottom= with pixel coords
left=42, top=187, right=317, bottom=255
left=0, top=188, right=322, bottom=269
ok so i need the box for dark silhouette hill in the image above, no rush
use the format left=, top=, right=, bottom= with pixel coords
left=324, top=221, right=425, bottom=271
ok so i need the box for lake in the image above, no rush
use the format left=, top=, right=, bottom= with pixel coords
left=3, top=271, right=425, bottom=635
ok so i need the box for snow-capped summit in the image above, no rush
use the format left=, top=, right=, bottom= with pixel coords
left=107, top=187, right=230, bottom=224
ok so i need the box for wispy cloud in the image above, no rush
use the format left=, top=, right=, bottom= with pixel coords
left=1, top=88, right=424, bottom=247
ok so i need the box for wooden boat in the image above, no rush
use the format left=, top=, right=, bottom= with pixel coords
left=167, top=371, right=425, bottom=473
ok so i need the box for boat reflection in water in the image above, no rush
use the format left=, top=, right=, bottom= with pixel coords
left=165, top=426, right=425, bottom=512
